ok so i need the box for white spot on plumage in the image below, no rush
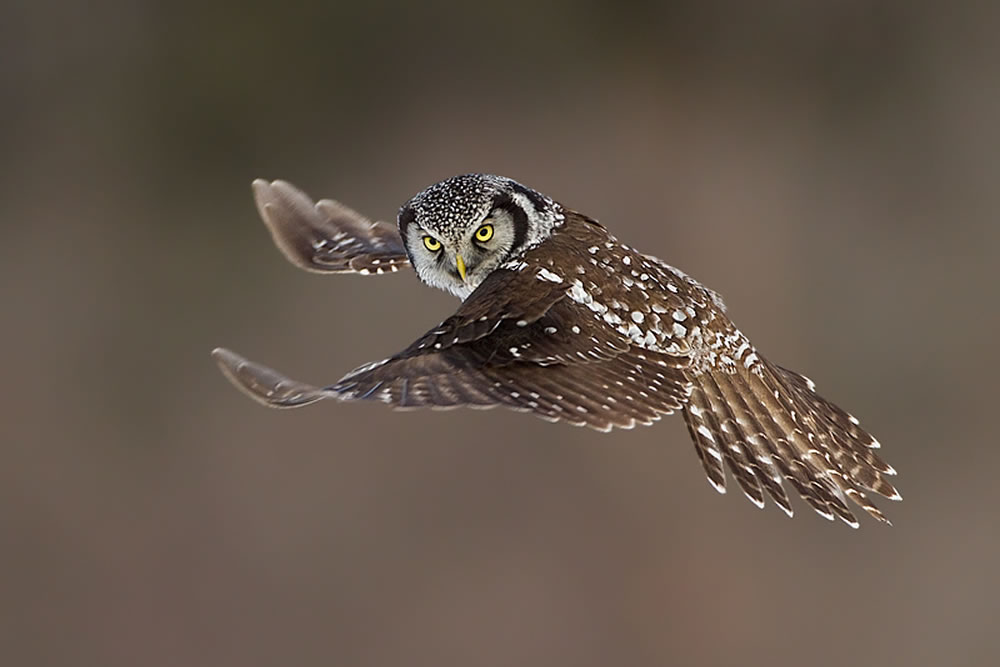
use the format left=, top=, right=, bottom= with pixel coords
left=567, top=279, right=591, bottom=304
left=571, top=325, right=581, bottom=334
left=697, top=424, right=716, bottom=442
left=672, top=310, right=686, bottom=322
left=631, top=311, right=644, bottom=323
left=672, top=322, right=687, bottom=337
left=536, top=267, right=563, bottom=283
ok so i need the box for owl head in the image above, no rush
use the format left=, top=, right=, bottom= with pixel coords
left=397, top=174, right=563, bottom=298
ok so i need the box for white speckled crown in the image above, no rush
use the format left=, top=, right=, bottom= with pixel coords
left=399, top=173, right=563, bottom=250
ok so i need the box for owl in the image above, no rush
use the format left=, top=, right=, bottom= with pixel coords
left=213, top=174, right=901, bottom=527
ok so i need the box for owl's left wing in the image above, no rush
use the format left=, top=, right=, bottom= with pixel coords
left=252, top=179, right=410, bottom=275
left=332, top=293, right=692, bottom=431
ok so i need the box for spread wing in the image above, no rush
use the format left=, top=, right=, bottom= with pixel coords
left=252, top=179, right=410, bottom=274
left=213, top=220, right=693, bottom=431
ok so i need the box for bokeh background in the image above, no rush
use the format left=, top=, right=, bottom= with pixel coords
left=3, top=1, right=998, bottom=665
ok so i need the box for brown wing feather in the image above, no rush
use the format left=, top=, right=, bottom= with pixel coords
left=252, top=179, right=410, bottom=274
left=682, top=355, right=899, bottom=527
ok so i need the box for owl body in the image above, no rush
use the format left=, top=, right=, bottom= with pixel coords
left=214, top=174, right=900, bottom=527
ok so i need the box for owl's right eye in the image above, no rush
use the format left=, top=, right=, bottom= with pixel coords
left=423, top=236, right=442, bottom=252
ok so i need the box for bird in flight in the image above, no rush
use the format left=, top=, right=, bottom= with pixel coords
left=214, top=175, right=900, bottom=527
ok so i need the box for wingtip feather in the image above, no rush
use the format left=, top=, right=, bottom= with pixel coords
left=212, top=347, right=330, bottom=408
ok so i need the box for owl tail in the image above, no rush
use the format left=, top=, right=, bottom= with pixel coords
left=682, top=359, right=900, bottom=527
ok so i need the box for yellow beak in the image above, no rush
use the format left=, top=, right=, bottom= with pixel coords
left=456, top=253, right=467, bottom=282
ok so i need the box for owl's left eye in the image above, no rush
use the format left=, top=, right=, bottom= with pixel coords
left=423, top=236, right=442, bottom=252
left=474, top=223, right=494, bottom=243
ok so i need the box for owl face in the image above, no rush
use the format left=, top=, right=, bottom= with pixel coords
left=398, top=174, right=562, bottom=299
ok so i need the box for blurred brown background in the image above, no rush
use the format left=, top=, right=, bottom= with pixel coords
left=3, top=1, right=998, bottom=665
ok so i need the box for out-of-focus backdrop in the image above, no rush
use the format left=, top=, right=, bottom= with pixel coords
left=3, top=2, right=998, bottom=665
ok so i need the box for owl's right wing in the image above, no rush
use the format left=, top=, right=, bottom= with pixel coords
left=252, top=179, right=410, bottom=275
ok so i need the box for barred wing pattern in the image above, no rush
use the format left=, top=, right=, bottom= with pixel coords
left=683, top=360, right=899, bottom=528
left=252, top=179, right=410, bottom=274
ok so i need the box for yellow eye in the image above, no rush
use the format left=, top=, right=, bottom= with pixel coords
left=423, top=236, right=442, bottom=251
left=475, top=223, right=494, bottom=242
